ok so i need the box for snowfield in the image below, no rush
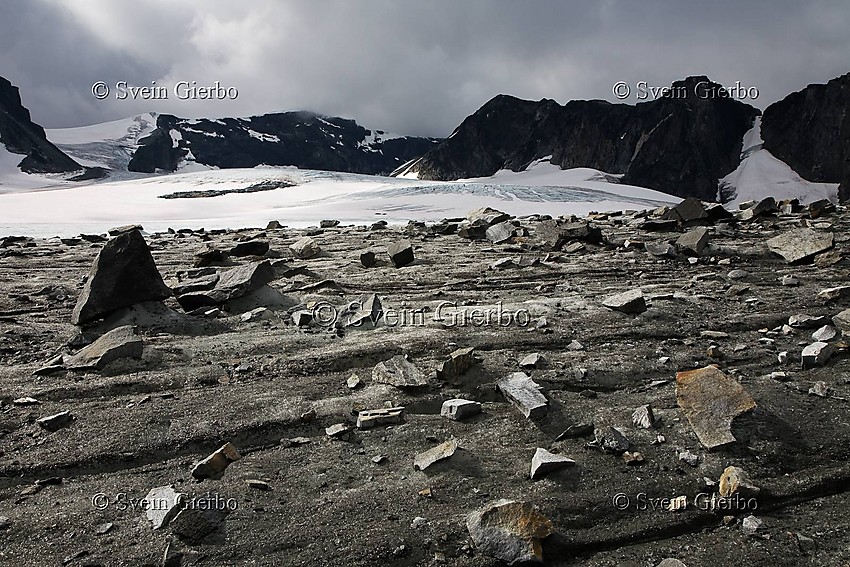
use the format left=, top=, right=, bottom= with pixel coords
left=0, top=161, right=677, bottom=238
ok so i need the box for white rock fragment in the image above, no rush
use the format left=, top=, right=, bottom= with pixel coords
left=530, top=448, right=575, bottom=480
left=440, top=399, right=482, bottom=421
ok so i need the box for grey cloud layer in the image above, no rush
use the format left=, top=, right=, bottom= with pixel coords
left=2, top=0, right=848, bottom=137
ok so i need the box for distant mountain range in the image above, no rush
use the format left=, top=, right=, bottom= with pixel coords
left=1, top=73, right=848, bottom=203
left=398, top=74, right=850, bottom=203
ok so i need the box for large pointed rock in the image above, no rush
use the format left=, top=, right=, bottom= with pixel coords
left=676, top=366, right=756, bottom=449
left=766, top=229, right=834, bottom=264
left=72, top=230, right=171, bottom=325
left=63, top=325, right=144, bottom=370
left=466, top=500, right=554, bottom=565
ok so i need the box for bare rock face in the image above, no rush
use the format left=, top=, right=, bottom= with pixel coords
left=466, top=499, right=554, bottom=565
left=766, top=229, right=834, bottom=264
left=676, top=366, right=756, bottom=449
left=72, top=231, right=172, bottom=325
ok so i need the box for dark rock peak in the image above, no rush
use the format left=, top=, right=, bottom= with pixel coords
left=128, top=110, right=440, bottom=175
left=411, top=76, right=759, bottom=200
left=761, top=72, right=850, bottom=185
left=0, top=75, right=83, bottom=174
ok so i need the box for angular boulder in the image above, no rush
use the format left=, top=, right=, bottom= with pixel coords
left=675, top=227, right=710, bottom=256
left=72, top=230, right=172, bottom=325
left=387, top=240, right=415, bottom=268
left=289, top=237, right=321, bottom=259
left=602, top=289, right=646, bottom=314
left=466, top=500, right=553, bottom=565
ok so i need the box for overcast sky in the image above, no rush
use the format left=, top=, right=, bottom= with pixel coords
left=2, top=0, right=848, bottom=137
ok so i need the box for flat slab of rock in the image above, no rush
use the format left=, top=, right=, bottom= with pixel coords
left=530, top=448, right=575, bottom=480
left=602, top=288, right=646, bottom=314
left=63, top=325, right=143, bottom=370
left=36, top=411, right=73, bottom=432
left=676, top=366, right=756, bottom=449
left=466, top=499, right=553, bottom=565
left=372, top=355, right=428, bottom=387
left=191, top=442, right=241, bottom=480
left=356, top=407, right=405, bottom=429
left=833, top=308, right=850, bottom=331
left=413, top=439, right=458, bottom=471
left=72, top=230, right=172, bottom=325
left=767, top=229, right=834, bottom=264
left=176, top=261, right=276, bottom=310
left=441, top=399, right=482, bottom=421
left=496, top=372, right=548, bottom=419
left=538, top=220, right=602, bottom=250
left=143, top=485, right=186, bottom=529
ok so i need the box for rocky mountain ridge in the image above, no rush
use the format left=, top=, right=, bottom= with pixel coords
left=127, top=112, right=440, bottom=176
left=402, top=74, right=850, bottom=204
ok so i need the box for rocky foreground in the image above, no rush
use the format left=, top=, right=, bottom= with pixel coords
left=1, top=198, right=849, bottom=566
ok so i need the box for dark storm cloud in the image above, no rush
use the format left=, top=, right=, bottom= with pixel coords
left=2, top=0, right=848, bottom=137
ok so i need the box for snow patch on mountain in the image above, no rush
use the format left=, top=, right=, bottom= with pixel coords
left=720, top=117, right=839, bottom=205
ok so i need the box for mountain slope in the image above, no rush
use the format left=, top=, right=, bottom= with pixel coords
left=126, top=112, right=440, bottom=176
left=0, top=76, right=85, bottom=175
left=402, top=76, right=760, bottom=201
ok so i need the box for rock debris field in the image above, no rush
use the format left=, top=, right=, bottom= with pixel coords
left=1, top=197, right=849, bottom=566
